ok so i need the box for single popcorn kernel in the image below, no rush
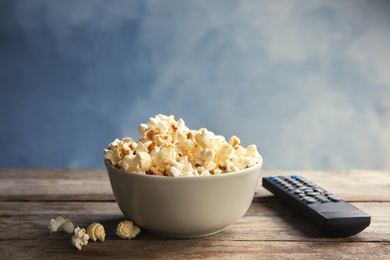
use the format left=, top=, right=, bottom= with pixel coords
left=48, top=216, right=74, bottom=234
left=167, top=166, right=181, bottom=177
left=103, top=114, right=262, bottom=176
left=71, top=226, right=89, bottom=250
left=136, top=151, right=152, bottom=171
left=154, top=143, right=176, bottom=170
left=229, top=135, right=241, bottom=149
left=87, top=222, right=106, bottom=242
left=116, top=220, right=141, bottom=239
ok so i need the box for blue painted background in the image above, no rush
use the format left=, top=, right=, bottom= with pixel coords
left=1, top=0, right=389, bottom=170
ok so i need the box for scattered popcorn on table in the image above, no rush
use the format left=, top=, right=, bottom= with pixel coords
left=116, top=220, right=141, bottom=239
left=71, top=226, right=89, bottom=250
left=48, top=218, right=142, bottom=249
left=87, top=222, right=106, bottom=242
left=48, top=216, right=74, bottom=234
left=104, top=114, right=263, bottom=176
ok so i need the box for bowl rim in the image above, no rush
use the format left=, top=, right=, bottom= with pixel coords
left=104, top=159, right=262, bottom=181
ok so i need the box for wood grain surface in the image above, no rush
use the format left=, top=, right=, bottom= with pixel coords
left=1, top=169, right=389, bottom=259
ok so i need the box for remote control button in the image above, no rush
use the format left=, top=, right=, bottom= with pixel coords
left=329, top=196, right=342, bottom=202
left=303, top=197, right=317, bottom=204
left=290, top=180, right=301, bottom=186
left=313, top=188, right=324, bottom=193
left=306, top=192, right=321, bottom=197
left=303, top=188, right=314, bottom=193
left=299, top=179, right=315, bottom=187
left=291, top=174, right=299, bottom=179
left=269, top=175, right=277, bottom=180
left=318, top=199, right=327, bottom=203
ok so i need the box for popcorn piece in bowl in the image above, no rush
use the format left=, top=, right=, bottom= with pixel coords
left=103, top=114, right=263, bottom=177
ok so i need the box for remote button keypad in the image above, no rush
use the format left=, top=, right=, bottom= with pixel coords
left=270, top=176, right=342, bottom=205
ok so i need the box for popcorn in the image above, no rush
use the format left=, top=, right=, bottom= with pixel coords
left=48, top=216, right=74, bottom=234
left=154, top=143, right=176, bottom=170
left=229, top=135, right=241, bottom=149
left=166, top=166, right=181, bottom=177
left=136, top=151, right=152, bottom=171
left=87, top=222, right=106, bottom=242
left=71, top=226, right=89, bottom=250
left=103, top=114, right=262, bottom=177
left=116, top=220, right=141, bottom=239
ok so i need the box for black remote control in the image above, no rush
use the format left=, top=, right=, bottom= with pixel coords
left=262, top=175, right=371, bottom=237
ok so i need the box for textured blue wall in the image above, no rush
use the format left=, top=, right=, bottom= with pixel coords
left=1, top=0, right=390, bottom=169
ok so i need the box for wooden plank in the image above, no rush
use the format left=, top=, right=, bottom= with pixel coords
left=0, top=168, right=114, bottom=201
left=1, top=169, right=390, bottom=202
left=1, top=201, right=388, bottom=242
left=1, top=240, right=389, bottom=259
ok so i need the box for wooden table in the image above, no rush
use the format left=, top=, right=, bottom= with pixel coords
left=1, top=169, right=389, bottom=259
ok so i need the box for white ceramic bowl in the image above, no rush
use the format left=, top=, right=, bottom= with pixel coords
left=105, top=161, right=262, bottom=238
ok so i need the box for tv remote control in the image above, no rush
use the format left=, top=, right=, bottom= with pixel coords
left=262, top=175, right=371, bottom=237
